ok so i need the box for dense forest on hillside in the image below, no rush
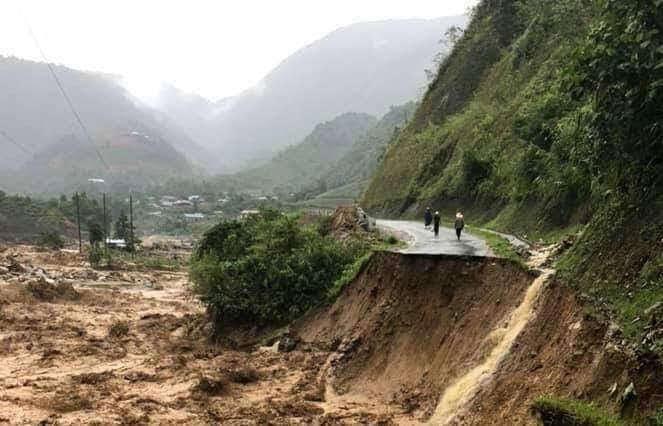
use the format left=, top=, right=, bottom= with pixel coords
left=321, top=103, right=417, bottom=192
left=228, top=103, right=418, bottom=204
left=233, top=113, right=377, bottom=194
left=364, top=0, right=663, bottom=357
left=0, top=191, right=104, bottom=243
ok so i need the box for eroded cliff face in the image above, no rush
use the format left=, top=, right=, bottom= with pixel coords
left=295, top=251, right=662, bottom=424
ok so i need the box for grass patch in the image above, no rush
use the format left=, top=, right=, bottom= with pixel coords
left=532, top=396, right=623, bottom=426
left=468, top=226, right=525, bottom=266
left=327, top=252, right=373, bottom=302
left=111, top=250, right=187, bottom=271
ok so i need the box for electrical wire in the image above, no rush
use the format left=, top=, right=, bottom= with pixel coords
left=23, top=17, right=112, bottom=173
left=0, top=129, right=32, bottom=155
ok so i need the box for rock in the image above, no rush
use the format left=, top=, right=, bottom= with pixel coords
left=607, top=382, right=618, bottom=398
left=278, top=336, right=298, bottom=353
left=644, top=302, right=662, bottom=317
left=620, top=382, right=637, bottom=417
left=0, top=266, right=9, bottom=274
left=35, top=270, right=55, bottom=285
left=606, top=322, right=622, bottom=339
left=7, top=259, right=26, bottom=273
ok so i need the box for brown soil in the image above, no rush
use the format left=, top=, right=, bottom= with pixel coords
left=462, top=279, right=663, bottom=425
left=296, top=252, right=537, bottom=422
left=296, top=250, right=662, bottom=424
left=0, top=245, right=408, bottom=424
left=1, top=244, right=659, bottom=425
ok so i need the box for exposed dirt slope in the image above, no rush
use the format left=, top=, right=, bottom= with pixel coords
left=297, top=251, right=536, bottom=420
left=296, top=251, right=662, bottom=424
left=464, top=279, right=663, bottom=425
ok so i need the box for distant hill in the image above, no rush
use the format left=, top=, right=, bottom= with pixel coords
left=234, top=112, right=378, bottom=194
left=321, top=102, right=417, bottom=192
left=8, top=129, right=193, bottom=194
left=0, top=56, right=202, bottom=191
left=202, top=16, right=465, bottom=172
left=148, top=83, right=233, bottom=171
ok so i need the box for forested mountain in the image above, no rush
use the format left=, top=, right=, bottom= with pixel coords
left=363, top=0, right=663, bottom=363
left=233, top=113, right=378, bottom=194
left=8, top=131, right=193, bottom=194
left=204, top=16, right=466, bottom=172
left=321, top=102, right=417, bottom=193
left=0, top=57, right=201, bottom=190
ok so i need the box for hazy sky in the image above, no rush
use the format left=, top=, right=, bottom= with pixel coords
left=0, top=1, right=477, bottom=101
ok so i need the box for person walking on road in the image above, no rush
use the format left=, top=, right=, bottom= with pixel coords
left=424, top=207, right=433, bottom=230
left=433, top=211, right=441, bottom=237
left=454, top=212, right=465, bottom=240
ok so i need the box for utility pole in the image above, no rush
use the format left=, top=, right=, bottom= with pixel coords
left=129, top=193, right=135, bottom=257
left=75, top=192, right=82, bottom=254
left=103, top=192, right=108, bottom=251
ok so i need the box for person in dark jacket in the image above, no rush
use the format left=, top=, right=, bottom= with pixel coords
left=433, top=211, right=441, bottom=237
left=454, top=212, right=465, bottom=240
left=424, top=207, right=433, bottom=229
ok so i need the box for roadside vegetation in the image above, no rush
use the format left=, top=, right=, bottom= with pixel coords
left=532, top=397, right=624, bottom=426
left=190, top=208, right=381, bottom=329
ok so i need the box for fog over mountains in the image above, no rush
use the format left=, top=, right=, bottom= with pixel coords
left=0, top=15, right=465, bottom=193
left=191, top=16, right=466, bottom=172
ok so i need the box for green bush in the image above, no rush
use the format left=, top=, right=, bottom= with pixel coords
left=190, top=209, right=361, bottom=326
left=459, top=148, right=492, bottom=194
left=37, top=231, right=65, bottom=250
left=316, top=214, right=334, bottom=237
left=650, top=409, right=663, bottom=426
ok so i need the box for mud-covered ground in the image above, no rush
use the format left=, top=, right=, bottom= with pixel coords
left=0, top=245, right=403, bottom=425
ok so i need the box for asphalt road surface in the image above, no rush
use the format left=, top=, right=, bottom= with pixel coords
left=377, top=219, right=494, bottom=257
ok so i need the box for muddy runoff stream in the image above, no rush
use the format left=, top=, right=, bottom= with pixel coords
left=428, top=269, right=553, bottom=424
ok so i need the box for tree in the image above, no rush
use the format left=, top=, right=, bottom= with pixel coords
left=114, top=210, right=130, bottom=240
left=425, top=25, right=465, bottom=82
left=88, top=222, right=104, bottom=246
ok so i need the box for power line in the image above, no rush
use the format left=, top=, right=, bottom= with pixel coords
left=0, top=129, right=32, bottom=156
left=23, top=17, right=112, bottom=173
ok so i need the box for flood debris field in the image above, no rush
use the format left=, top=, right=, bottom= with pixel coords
left=0, top=245, right=405, bottom=424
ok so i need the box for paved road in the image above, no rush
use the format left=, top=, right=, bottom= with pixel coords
left=377, top=219, right=494, bottom=257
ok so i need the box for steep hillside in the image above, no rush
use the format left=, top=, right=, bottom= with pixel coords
left=233, top=113, right=377, bottom=194
left=363, top=0, right=663, bottom=367
left=321, top=102, right=417, bottom=193
left=206, top=17, right=466, bottom=171
left=295, top=252, right=662, bottom=423
left=0, top=57, right=202, bottom=185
